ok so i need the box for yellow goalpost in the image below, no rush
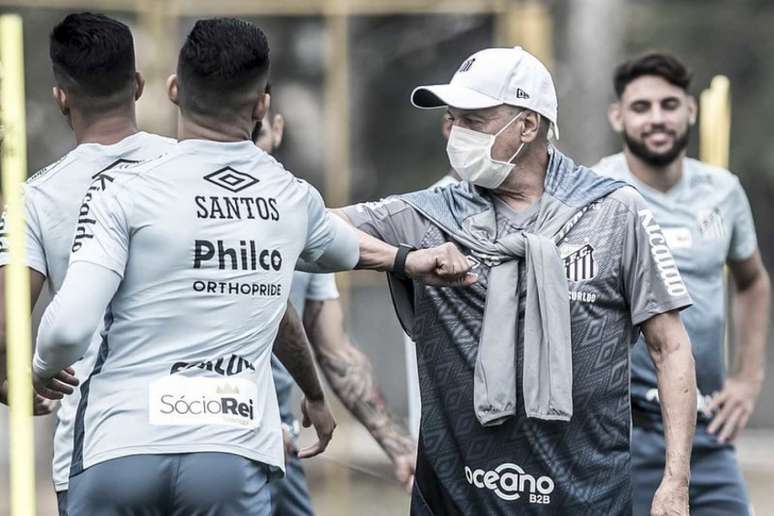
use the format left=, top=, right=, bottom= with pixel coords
left=0, top=13, right=35, bottom=516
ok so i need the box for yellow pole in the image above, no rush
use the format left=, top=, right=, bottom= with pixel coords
left=0, top=14, right=35, bottom=516
left=699, top=75, right=733, bottom=363
left=323, top=1, right=353, bottom=512
left=699, top=75, right=731, bottom=168
left=495, top=0, right=554, bottom=68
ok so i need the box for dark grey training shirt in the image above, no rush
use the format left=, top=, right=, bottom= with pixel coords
left=344, top=186, right=691, bottom=515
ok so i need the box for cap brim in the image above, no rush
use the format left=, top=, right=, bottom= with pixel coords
left=411, top=84, right=502, bottom=110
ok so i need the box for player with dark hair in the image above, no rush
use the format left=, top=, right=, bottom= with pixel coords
left=596, top=51, right=770, bottom=516
left=0, top=12, right=175, bottom=515
left=31, top=17, right=472, bottom=515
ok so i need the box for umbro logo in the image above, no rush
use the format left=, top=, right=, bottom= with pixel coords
left=204, top=167, right=259, bottom=193
left=458, top=58, right=476, bottom=73
left=515, top=88, right=530, bottom=99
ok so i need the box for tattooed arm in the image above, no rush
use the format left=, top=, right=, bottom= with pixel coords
left=273, top=302, right=336, bottom=458
left=303, top=297, right=417, bottom=491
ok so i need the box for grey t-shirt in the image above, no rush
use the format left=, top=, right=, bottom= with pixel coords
left=344, top=185, right=690, bottom=515
left=594, top=153, right=757, bottom=427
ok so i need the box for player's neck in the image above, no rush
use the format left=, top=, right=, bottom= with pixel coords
left=177, top=113, right=252, bottom=143
left=492, top=144, right=548, bottom=212
left=72, top=107, right=139, bottom=146
left=623, top=147, right=685, bottom=193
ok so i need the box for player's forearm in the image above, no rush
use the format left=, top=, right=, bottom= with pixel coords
left=318, top=343, right=413, bottom=458
left=644, top=312, right=696, bottom=483
left=330, top=209, right=398, bottom=272
left=298, top=212, right=396, bottom=274
left=0, top=268, right=47, bottom=383
left=33, top=262, right=119, bottom=378
left=305, top=301, right=413, bottom=459
left=732, top=270, right=770, bottom=382
left=273, top=303, right=325, bottom=402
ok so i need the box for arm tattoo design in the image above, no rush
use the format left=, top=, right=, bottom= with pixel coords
left=273, top=303, right=325, bottom=402
left=305, top=301, right=415, bottom=460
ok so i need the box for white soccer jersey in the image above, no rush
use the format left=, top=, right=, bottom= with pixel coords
left=0, top=132, right=174, bottom=491
left=66, top=139, right=336, bottom=478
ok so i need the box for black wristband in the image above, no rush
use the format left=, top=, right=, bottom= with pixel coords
left=391, top=243, right=415, bottom=280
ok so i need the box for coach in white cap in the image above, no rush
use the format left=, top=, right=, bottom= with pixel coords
left=339, top=47, right=698, bottom=515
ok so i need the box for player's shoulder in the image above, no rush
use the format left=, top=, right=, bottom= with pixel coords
left=598, top=184, right=648, bottom=216
left=590, top=152, right=631, bottom=181
left=137, top=132, right=176, bottom=149
left=25, top=151, right=78, bottom=190
left=684, top=157, right=741, bottom=193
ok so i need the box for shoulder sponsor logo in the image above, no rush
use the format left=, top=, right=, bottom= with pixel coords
left=697, top=208, right=725, bottom=241
left=464, top=463, right=554, bottom=504
left=72, top=159, right=140, bottom=253
left=204, top=167, right=259, bottom=193
left=560, top=242, right=597, bottom=282
left=149, top=376, right=258, bottom=428
left=92, top=158, right=140, bottom=179
left=638, top=209, right=688, bottom=297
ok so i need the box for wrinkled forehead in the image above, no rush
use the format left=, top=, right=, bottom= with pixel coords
left=621, top=75, right=690, bottom=105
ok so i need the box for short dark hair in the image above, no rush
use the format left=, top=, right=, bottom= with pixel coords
left=613, top=52, right=692, bottom=98
left=50, top=13, right=136, bottom=106
left=177, top=18, right=270, bottom=120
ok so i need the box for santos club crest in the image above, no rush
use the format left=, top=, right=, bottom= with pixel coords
left=560, top=243, right=597, bottom=282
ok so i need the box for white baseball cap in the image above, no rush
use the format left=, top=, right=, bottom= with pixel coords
left=411, top=46, right=559, bottom=139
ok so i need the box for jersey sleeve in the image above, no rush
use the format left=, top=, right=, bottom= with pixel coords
left=619, top=188, right=693, bottom=325
left=305, top=273, right=340, bottom=301
left=0, top=185, right=48, bottom=276
left=299, top=183, right=336, bottom=263
left=68, top=177, right=132, bottom=278
left=727, top=179, right=758, bottom=261
left=341, top=197, right=430, bottom=248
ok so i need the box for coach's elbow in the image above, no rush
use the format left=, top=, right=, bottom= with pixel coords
left=642, top=310, right=692, bottom=368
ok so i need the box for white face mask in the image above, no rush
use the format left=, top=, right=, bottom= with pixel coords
left=446, top=111, right=527, bottom=189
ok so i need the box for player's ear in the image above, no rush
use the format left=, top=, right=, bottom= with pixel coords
left=253, top=92, right=270, bottom=123
left=608, top=101, right=623, bottom=133
left=134, top=71, right=145, bottom=101
left=166, top=74, right=179, bottom=106
left=272, top=113, right=285, bottom=149
left=687, top=95, right=697, bottom=126
left=52, top=86, right=70, bottom=116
